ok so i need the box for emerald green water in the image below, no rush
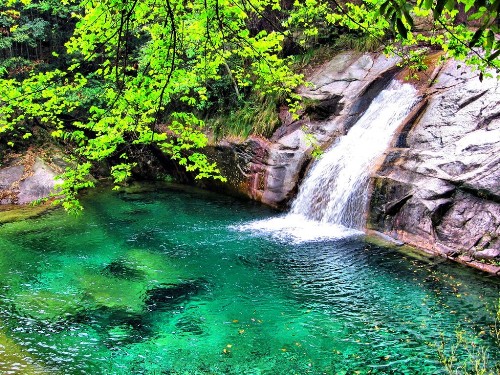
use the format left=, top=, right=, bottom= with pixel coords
left=0, top=183, right=498, bottom=374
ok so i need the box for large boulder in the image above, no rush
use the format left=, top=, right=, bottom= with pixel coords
left=0, top=150, right=63, bottom=205
left=368, top=61, right=500, bottom=272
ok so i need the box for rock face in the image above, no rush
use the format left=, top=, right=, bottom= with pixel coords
left=0, top=151, right=63, bottom=205
left=206, top=52, right=499, bottom=272
left=368, top=61, right=500, bottom=271
left=206, top=51, right=402, bottom=208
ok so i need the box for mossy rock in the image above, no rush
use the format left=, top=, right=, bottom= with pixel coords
left=13, top=290, right=85, bottom=321
left=0, top=328, right=48, bottom=374
left=78, top=248, right=193, bottom=314
left=0, top=203, right=54, bottom=225
left=123, top=248, right=190, bottom=285
left=78, top=272, right=147, bottom=314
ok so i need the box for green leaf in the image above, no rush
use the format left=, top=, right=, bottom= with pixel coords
left=423, top=0, right=433, bottom=10
left=487, top=49, right=500, bottom=62
left=433, top=0, right=447, bottom=18
left=396, top=18, right=408, bottom=38
left=485, top=30, right=494, bottom=51
left=445, top=0, right=455, bottom=11
left=469, top=28, right=483, bottom=47
left=402, top=7, right=414, bottom=29
left=379, top=0, right=391, bottom=16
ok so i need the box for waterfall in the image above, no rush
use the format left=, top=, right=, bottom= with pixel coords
left=236, top=80, right=418, bottom=242
left=290, top=80, right=418, bottom=229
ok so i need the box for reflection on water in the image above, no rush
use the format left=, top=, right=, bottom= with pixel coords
left=0, top=183, right=498, bottom=374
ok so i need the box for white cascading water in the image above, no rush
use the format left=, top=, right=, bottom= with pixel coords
left=290, top=80, right=418, bottom=229
left=236, top=80, right=418, bottom=242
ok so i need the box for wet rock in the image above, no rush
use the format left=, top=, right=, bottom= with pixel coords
left=369, top=61, right=500, bottom=267
left=297, top=52, right=398, bottom=102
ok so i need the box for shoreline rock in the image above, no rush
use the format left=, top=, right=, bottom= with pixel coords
left=0, top=148, right=64, bottom=206
left=367, top=60, right=499, bottom=274
left=204, top=52, right=500, bottom=275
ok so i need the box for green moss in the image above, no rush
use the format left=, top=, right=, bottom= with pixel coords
left=0, top=203, right=54, bottom=225
left=364, top=231, right=438, bottom=264
left=0, top=329, right=48, bottom=374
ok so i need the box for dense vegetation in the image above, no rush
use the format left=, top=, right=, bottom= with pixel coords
left=0, top=0, right=499, bottom=211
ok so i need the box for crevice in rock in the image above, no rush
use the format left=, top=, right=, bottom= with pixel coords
left=304, top=95, right=344, bottom=120
left=384, top=193, right=413, bottom=216
left=458, top=184, right=500, bottom=204
left=457, top=89, right=488, bottom=109
left=476, top=111, right=500, bottom=130
left=344, top=66, right=402, bottom=131
left=430, top=199, right=453, bottom=227
left=394, top=99, right=429, bottom=148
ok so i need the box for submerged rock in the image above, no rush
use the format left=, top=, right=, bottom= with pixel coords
left=79, top=272, right=147, bottom=313
left=102, top=259, right=146, bottom=281
left=79, top=248, right=195, bottom=313
left=145, top=279, right=206, bottom=311
left=13, top=290, right=85, bottom=322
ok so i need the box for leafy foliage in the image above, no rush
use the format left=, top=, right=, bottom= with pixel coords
left=209, top=92, right=283, bottom=139
left=0, top=0, right=498, bottom=210
left=323, top=0, right=500, bottom=75
left=0, top=0, right=79, bottom=76
left=1, top=0, right=307, bottom=210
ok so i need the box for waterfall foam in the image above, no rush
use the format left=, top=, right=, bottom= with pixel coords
left=236, top=80, right=418, bottom=242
